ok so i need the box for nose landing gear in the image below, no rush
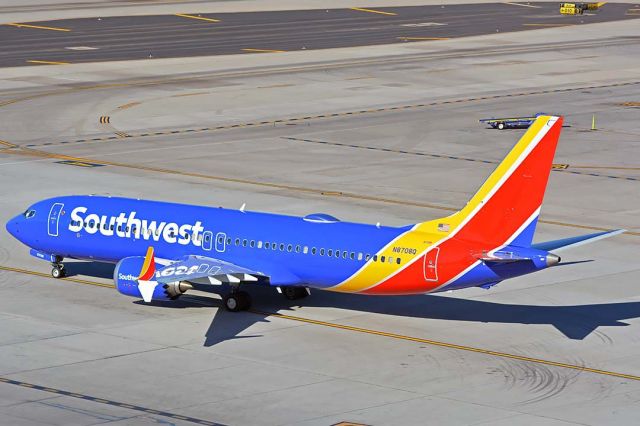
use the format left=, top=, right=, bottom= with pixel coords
left=51, top=263, right=65, bottom=278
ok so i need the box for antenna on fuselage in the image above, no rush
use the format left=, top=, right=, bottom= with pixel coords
left=376, top=222, right=381, bottom=228
left=240, top=203, right=246, bottom=213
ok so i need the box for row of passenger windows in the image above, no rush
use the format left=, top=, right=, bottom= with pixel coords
left=219, top=236, right=402, bottom=265
left=71, top=220, right=402, bottom=265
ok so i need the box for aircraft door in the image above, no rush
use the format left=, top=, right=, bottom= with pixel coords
left=423, top=247, right=439, bottom=282
left=202, top=231, right=213, bottom=251
left=47, top=203, right=64, bottom=237
left=215, top=232, right=226, bottom=253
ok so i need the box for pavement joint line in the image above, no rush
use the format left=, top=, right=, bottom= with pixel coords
left=1, top=265, right=636, bottom=384
left=0, top=376, right=225, bottom=425
left=174, top=13, right=220, bottom=23
left=0, top=145, right=636, bottom=236
left=281, top=137, right=637, bottom=182
left=6, top=22, right=71, bottom=32
left=242, top=48, right=286, bottom=53
left=350, top=7, right=397, bottom=16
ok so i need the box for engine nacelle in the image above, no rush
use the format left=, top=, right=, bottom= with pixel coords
left=114, top=256, right=191, bottom=301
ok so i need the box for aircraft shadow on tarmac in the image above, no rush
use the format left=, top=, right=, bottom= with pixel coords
left=64, top=261, right=640, bottom=346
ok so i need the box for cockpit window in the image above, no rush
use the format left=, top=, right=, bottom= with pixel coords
left=23, top=209, right=36, bottom=219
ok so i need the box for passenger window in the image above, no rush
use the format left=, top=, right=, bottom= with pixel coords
left=265, top=242, right=270, bottom=249
left=396, top=258, right=401, bottom=264
left=320, top=248, right=325, bottom=256
left=226, top=238, right=232, bottom=245
left=328, top=249, right=333, bottom=257
left=373, top=255, right=378, bottom=262
left=295, top=245, right=301, bottom=253
left=311, top=247, right=317, bottom=255
left=381, top=256, right=386, bottom=263
left=365, top=254, right=370, bottom=261
left=350, top=252, right=355, bottom=260
left=388, top=256, right=393, bottom=264
left=358, top=253, right=363, bottom=261
left=287, top=244, right=292, bottom=252
left=303, top=246, right=309, bottom=254
left=204, top=234, right=211, bottom=242
left=280, top=243, right=285, bottom=251
left=235, top=238, right=240, bottom=246
left=242, top=239, right=247, bottom=247
left=250, top=240, right=255, bottom=248
left=335, top=250, right=340, bottom=258
left=272, top=243, right=277, bottom=250
left=342, top=251, right=348, bottom=259
left=257, top=241, right=263, bottom=249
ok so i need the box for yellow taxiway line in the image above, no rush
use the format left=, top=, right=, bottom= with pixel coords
left=1, top=264, right=639, bottom=382
left=174, top=13, right=220, bottom=23
left=259, top=310, right=640, bottom=382
left=7, top=22, right=71, bottom=32
left=242, top=48, right=286, bottom=53
left=26, top=60, right=70, bottom=65
left=350, top=7, right=397, bottom=16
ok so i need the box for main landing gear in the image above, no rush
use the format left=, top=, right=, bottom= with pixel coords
left=51, top=258, right=66, bottom=278
left=223, top=290, right=251, bottom=312
left=283, top=286, right=309, bottom=301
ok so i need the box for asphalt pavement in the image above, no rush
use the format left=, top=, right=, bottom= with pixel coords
left=0, top=2, right=638, bottom=67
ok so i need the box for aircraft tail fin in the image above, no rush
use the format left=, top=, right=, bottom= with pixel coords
left=532, top=229, right=625, bottom=252
left=418, top=116, right=563, bottom=249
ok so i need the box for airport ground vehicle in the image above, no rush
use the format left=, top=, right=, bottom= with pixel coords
left=479, top=113, right=547, bottom=130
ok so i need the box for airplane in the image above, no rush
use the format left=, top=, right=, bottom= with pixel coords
left=5, top=115, right=624, bottom=312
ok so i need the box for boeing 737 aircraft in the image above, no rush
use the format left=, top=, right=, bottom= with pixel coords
left=5, top=116, right=623, bottom=312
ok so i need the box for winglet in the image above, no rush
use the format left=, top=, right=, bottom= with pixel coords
left=138, top=246, right=156, bottom=281
left=137, top=247, right=157, bottom=303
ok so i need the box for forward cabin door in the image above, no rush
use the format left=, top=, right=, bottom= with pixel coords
left=423, top=247, right=439, bottom=282
left=215, top=232, right=226, bottom=252
left=47, top=203, right=64, bottom=237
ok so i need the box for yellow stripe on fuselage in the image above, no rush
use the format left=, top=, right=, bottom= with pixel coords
left=330, top=117, right=549, bottom=293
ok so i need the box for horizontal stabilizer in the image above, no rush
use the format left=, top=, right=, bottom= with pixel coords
left=532, top=229, right=625, bottom=252
left=476, top=250, right=530, bottom=263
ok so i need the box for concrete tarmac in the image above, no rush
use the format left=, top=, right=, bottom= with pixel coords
left=0, top=4, right=639, bottom=426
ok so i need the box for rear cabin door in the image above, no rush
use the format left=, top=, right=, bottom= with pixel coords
left=423, top=247, right=440, bottom=282
left=47, top=203, right=64, bottom=237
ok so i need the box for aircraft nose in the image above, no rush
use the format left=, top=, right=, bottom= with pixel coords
left=5, top=216, right=20, bottom=239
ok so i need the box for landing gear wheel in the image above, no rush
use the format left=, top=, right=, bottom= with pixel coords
left=497, top=122, right=505, bottom=130
left=223, top=291, right=251, bottom=312
left=283, top=286, right=308, bottom=300
left=51, top=266, right=65, bottom=278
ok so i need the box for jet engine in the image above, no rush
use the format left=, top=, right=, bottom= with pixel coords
left=114, top=256, right=192, bottom=301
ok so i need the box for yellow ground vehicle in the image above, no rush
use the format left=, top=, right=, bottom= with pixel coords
left=559, top=2, right=604, bottom=15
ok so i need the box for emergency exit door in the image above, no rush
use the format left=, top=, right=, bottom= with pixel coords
left=423, top=247, right=439, bottom=281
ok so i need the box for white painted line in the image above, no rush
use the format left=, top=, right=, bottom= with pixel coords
left=65, top=46, right=99, bottom=51
left=401, top=22, right=447, bottom=27
left=504, top=2, right=541, bottom=8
